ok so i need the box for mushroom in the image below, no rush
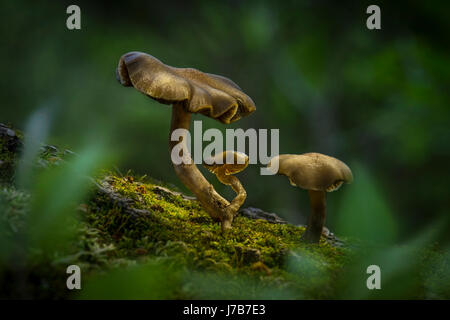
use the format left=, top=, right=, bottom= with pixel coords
left=203, top=151, right=249, bottom=229
left=116, top=52, right=256, bottom=230
left=267, top=153, right=353, bottom=244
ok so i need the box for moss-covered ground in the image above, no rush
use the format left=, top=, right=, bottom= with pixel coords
left=83, top=174, right=351, bottom=297
left=0, top=172, right=352, bottom=299
left=0, top=123, right=448, bottom=299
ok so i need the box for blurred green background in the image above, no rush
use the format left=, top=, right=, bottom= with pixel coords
left=1, top=0, right=449, bottom=242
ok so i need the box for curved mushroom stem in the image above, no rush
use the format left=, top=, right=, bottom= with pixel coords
left=302, top=190, right=326, bottom=244
left=169, top=102, right=232, bottom=229
left=215, top=168, right=247, bottom=230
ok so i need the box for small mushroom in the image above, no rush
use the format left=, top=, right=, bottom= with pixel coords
left=116, top=52, right=256, bottom=230
left=203, top=151, right=249, bottom=230
left=267, top=153, right=353, bottom=244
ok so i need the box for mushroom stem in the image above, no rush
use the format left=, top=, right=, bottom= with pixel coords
left=215, top=169, right=247, bottom=229
left=169, top=102, right=230, bottom=223
left=302, top=190, right=326, bottom=244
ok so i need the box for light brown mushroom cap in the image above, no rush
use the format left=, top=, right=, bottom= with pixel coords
left=267, top=153, right=353, bottom=192
left=203, top=151, right=249, bottom=175
left=116, top=52, right=256, bottom=124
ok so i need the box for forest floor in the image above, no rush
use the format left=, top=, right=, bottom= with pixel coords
left=0, top=123, right=448, bottom=299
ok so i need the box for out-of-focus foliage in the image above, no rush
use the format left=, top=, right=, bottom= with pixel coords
left=336, top=163, right=397, bottom=245
left=80, top=260, right=184, bottom=299
left=0, top=130, right=112, bottom=297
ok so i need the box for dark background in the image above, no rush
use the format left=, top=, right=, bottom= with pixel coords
left=1, top=0, right=449, bottom=242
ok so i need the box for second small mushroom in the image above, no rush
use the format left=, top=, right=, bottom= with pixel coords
left=267, top=153, right=353, bottom=244
left=203, top=151, right=249, bottom=230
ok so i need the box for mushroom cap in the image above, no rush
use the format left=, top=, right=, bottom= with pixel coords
left=267, top=153, right=353, bottom=192
left=116, top=52, right=256, bottom=124
left=203, top=151, right=249, bottom=175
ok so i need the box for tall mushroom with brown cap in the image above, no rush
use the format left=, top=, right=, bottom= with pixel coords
left=203, top=151, right=249, bottom=229
left=116, top=52, right=256, bottom=230
left=267, top=153, right=353, bottom=244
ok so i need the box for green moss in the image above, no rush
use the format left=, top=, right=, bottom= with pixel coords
left=80, top=174, right=350, bottom=298
left=0, top=125, right=22, bottom=183
left=0, top=186, right=30, bottom=234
